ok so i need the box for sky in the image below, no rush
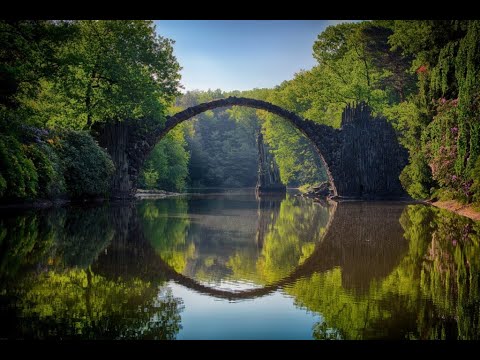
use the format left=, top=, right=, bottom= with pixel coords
left=154, top=20, right=354, bottom=92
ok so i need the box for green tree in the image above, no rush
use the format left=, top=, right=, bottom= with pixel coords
left=55, top=131, right=114, bottom=198
left=387, top=21, right=480, bottom=203
left=0, top=20, right=76, bottom=110
left=177, top=90, right=259, bottom=188
left=43, top=20, right=181, bottom=129
left=1, top=20, right=182, bottom=201
left=139, top=127, right=190, bottom=192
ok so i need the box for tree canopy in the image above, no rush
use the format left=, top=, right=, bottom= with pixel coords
left=0, top=20, right=182, bottom=200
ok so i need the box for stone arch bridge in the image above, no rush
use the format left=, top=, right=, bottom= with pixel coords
left=98, top=97, right=408, bottom=200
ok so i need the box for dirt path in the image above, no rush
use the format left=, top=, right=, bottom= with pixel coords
left=429, top=200, right=480, bottom=222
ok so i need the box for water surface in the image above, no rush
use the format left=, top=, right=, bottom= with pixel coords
left=1, top=190, right=479, bottom=339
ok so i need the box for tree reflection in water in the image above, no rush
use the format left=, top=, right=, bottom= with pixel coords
left=0, top=205, right=183, bottom=340
left=291, top=204, right=480, bottom=340
left=139, top=194, right=332, bottom=287
left=1, top=196, right=480, bottom=339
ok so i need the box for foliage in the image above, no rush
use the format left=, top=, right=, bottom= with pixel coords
left=24, top=142, right=66, bottom=199
left=139, top=127, right=189, bottom=192
left=142, top=167, right=160, bottom=190
left=470, top=157, right=480, bottom=204
left=0, top=20, right=77, bottom=110
left=386, top=21, right=480, bottom=202
left=55, top=130, right=114, bottom=198
left=0, top=20, right=181, bottom=201
left=399, top=152, right=435, bottom=199
left=0, top=124, right=114, bottom=201
left=176, top=90, right=259, bottom=188
left=39, top=20, right=181, bottom=129
left=251, top=85, right=328, bottom=187
left=3, top=19, right=480, bottom=204
left=0, top=134, right=38, bottom=199
left=248, top=19, right=480, bottom=202
left=232, top=21, right=416, bottom=188
left=171, top=87, right=328, bottom=189
left=422, top=99, right=472, bottom=201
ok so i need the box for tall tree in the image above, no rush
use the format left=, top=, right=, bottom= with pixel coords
left=37, top=20, right=181, bottom=129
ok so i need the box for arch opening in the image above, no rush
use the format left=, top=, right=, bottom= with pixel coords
left=148, top=96, right=337, bottom=195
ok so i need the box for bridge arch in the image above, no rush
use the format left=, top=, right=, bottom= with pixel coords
left=151, top=96, right=337, bottom=195
left=99, top=97, right=408, bottom=199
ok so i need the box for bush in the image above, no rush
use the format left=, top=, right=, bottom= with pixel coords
left=0, top=129, right=115, bottom=201
left=470, top=157, right=480, bottom=205
left=42, top=143, right=67, bottom=198
left=56, top=131, right=114, bottom=199
left=142, top=167, right=160, bottom=190
left=24, top=142, right=66, bottom=199
left=399, top=153, right=436, bottom=199
left=0, top=134, right=38, bottom=199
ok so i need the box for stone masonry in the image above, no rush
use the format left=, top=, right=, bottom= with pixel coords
left=98, top=97, right=408, bottom=199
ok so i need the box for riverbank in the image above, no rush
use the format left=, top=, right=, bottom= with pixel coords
left=0, top=189, right=183, bottom=209
left=135, top=189, right=183, bottom=199
left=428, top=200, right=480, bottom=222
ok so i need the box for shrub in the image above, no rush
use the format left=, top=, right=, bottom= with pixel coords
left=0, top=134, right=38, bottom=199
left=42, top=143, right=67, bottom=198
left=470, top=157, right=480, bottom=205
left=422, top=99, right=477, bottom=203
left=56, top=131, right=114, bottom=199
left=142, top=167, right=160, bottom=190
left=399, top=152, right=436, bottom=199
left=24, top=142, right=67, bottom=199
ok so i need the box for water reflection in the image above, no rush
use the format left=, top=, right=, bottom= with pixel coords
left=0, top=205, right=183, bottom=340
left=136, top=193, right=333, bottom=290
left=0, top=193, right=479, bottom=339
left=292, top=204, right=480, bottom=340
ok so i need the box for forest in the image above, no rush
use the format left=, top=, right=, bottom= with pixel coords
left=1, top=20, right=480, bottom=207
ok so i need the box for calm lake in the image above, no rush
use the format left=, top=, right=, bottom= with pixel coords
left=1, top=189, right=479, bottom=340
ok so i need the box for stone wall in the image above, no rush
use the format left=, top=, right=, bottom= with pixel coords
left=255, top=132, right=286, bottom=194
left=97, top=118, right=159, bottom=199
left=306, top=103, right=409, bottom=199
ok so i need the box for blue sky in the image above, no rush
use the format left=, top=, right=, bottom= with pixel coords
left=154, top=20, right=353, bottom=92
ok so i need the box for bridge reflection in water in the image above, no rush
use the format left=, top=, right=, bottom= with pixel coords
left=1, top=192, right=479, bottom=339
left=95, top=196, right=408, bottom=301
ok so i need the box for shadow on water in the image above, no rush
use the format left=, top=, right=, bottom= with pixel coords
left=0, top=193, right=480, bottom=339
